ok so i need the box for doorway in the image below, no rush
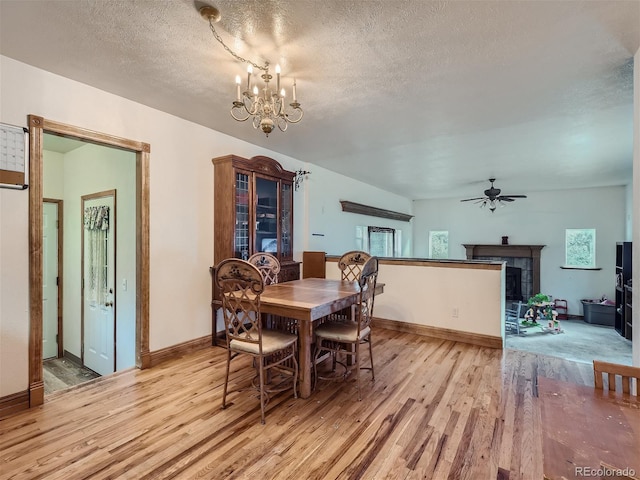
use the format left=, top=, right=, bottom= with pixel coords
left=28, top=115, right=150, bottom=407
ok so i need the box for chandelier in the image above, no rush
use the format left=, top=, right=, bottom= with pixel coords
left=200, top=6, right=303, bottom=137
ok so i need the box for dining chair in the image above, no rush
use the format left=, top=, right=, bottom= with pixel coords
left=313, top=256, right=379, bottom=400
left=248, top=252, right=281, bottom=285
left=327, top=250, right=373, bottom=326
left=215, top=258, right=298, bottom=424
left=593, top=360, right=640, bottom=396
left=338, top=250, right=372, bottom=281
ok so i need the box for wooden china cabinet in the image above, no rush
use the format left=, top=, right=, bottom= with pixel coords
left=211, top=154, right=300, bottom=342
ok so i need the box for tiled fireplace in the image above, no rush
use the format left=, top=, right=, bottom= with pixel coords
left=463, top=244, right=545, bottom=303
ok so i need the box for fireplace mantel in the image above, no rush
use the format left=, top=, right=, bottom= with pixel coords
left=463, top=244, right=545, bottom=296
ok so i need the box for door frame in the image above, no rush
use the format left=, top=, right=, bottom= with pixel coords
left=43, top=198, right=64, bottom=359
left=28, top=115, right=150, bottom=407
left=81, top=189, right=117, bottom=373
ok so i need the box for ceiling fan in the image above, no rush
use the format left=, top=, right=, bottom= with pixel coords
left=460, top=178, right=527, bottom=212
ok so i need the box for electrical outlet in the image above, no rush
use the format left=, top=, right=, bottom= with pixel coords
left=452, top=307, right=459, bottom=318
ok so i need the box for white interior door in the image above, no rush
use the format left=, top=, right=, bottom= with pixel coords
left=82, top=193, right=115, bottom=375
left=43, top=201, right=58, bottom=359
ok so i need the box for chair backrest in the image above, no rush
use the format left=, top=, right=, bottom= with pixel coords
left=338, top=250, right=372, bottom=281
left=215, top=259, right=265, bottom=347
left=356, top=257, right=379, bottom=332
left=593, top=360, right=640, bottom=395
left=248, top=252, right=281, bottom=285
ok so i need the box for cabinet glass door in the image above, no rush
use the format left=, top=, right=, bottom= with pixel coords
left=255, top=176, right=279, bottom=255
left=235, top=172, right=250, bottom=259
left=281, top=182, right=292, bottom=259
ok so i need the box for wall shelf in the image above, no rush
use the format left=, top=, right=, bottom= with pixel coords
left=339, top=200, right=413, bottom=222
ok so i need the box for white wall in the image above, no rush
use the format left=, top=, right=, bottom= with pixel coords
left=625, top=184, right=633, bottom=241
left=301, top=165, right=413, bottom=256
left=412, top=186, right=626, bottom=316
left=325, top=260, right=504, bottom=338
left=0, top=56, right=411, bottom=397
left=43, top=151, right=64, bottom=198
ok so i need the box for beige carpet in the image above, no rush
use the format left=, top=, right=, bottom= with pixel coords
left=505, top=318, right=632, bottom=365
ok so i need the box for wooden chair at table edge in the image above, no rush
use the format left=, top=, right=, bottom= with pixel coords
left=248, top=252, right=281, bottom=285
left=593, top=360, right=640, bottom=396
left=313, top=256, right=379, bottom=401
left=338, top=250, right=372, bottom=282
left=215, top=258, right=298, bottom=425
left=247, top=252, right=296, bottom=336
left=328, top=250, right=372, bottom=325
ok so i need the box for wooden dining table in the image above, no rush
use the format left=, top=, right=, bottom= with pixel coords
left=538, top=375, right=640, bottom=480
left=259, top=278, right=384, bottom=399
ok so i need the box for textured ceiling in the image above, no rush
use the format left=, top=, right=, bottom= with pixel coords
left=1, top=0, right=639, bottom=200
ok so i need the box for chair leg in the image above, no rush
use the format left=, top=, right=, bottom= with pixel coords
left=259, top=356, right=266, bottom=425
left=313, top=339, right=325, bottom=391
left=222, top=348, right=231, bottom=409
left=368, top=336, right=375, bottom=380
left=355, top=341, right=361, bottom=401
left=292, top=345, right=299, bottom=399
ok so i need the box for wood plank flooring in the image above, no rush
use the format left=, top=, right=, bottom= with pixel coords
left=0, top=328, right=594, bottom=479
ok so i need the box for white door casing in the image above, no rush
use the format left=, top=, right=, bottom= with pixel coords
left=82, top=192, right=115, bottom=375
left=43, top=201, right=58, bottom=359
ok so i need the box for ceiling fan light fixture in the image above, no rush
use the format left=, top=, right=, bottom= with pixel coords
left=200, top=5, right=303, bottom=137
left=461, top=178, right=527, bottom=213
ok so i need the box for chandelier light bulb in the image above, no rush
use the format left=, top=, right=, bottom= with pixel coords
left=235, top=75, right=241, bottom=101
left=280, top=88, right=286, bottom=98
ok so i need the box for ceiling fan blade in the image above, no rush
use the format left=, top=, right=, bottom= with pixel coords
left=460, top=197, right=486, bottom=202
left=499, top=197, right=515, bottom=202
left=500, top=194, right=527, bottom=199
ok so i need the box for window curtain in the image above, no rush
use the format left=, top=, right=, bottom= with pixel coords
left=84, top=205, right=110, bottom=306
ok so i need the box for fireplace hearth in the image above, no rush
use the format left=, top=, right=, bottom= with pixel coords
left=463, top=244, right=544, bottom=302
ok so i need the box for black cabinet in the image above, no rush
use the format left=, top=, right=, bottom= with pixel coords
left=614, top=242, right=632, bottom=338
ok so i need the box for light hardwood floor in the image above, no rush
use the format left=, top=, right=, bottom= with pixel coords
left=0, top=328, right=594, bottom=479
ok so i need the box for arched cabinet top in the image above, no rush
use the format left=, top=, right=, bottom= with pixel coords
left=212, top=154, right=295, bottom=181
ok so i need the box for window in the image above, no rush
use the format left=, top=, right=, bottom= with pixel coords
left=368, top=226, right=394, bottom=257
left=565, top=229, right=596, bottom=267
left=429, top=231, right=449, bottom=259
left=356, top=225, right=402, bottom=257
